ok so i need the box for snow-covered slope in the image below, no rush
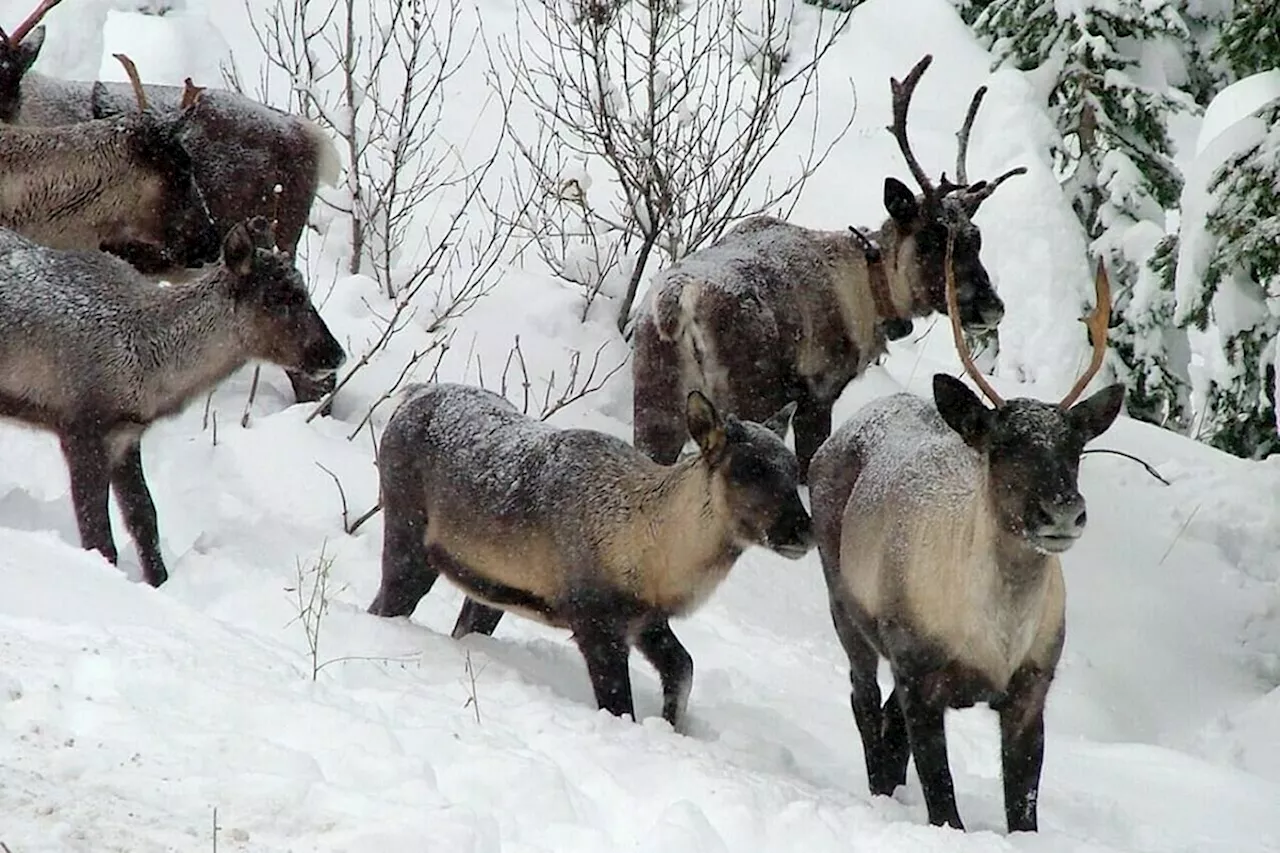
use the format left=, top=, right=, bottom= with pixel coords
left=0, top=0, right=1276, bottom=850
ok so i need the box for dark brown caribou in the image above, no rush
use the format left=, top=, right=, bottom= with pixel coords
left=0, top=0, right=342, bottom=405
left=632, top=54, right=1025, bottom=480
left=807, top=241, right=1124, bottom=833
left=0, top=48, right=219, bottom=269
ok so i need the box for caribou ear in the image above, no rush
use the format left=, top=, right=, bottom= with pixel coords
left=13, top=25, right=44, bottom=73
left=933, top=373, right=992, bottom=449
left=1069, top=382, right=1125, bottom=444
left=89, top=81, right=112, bottom=119
left=686, top=390, right=727, bottom=461
left=760, top=400, right=797, bottom=441
left=221, top=221, right=256, bottom=280
left=884, top=177, right=919, bottom=227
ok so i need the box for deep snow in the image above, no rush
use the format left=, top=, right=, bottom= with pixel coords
left=0, top=0, right=1277, bottom=850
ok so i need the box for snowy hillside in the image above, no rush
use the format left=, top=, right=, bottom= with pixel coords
left=0, top=0, right=1278, bottom=850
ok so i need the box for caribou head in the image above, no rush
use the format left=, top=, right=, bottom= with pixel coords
left=883, top=54, right=1026, bottom=334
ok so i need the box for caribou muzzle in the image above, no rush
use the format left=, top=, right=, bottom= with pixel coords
left=1027, top=492, right=1087, bottom=554
left=765, top=492, right=814, bottom=559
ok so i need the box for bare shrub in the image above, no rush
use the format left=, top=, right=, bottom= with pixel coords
left=494, top=0, right=855, bottom=329
left=235, top=0, right=527, bottom=423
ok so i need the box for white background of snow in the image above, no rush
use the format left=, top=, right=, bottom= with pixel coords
left=0, top=0, right=1276, bottom=850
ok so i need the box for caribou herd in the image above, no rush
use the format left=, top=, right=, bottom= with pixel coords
left=0, top=0, right=1129, bottom=837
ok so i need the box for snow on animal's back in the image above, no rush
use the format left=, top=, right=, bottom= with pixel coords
left=839, top=391, right=980, bottom=517
left=642, top=217, right=837, bottom=309
left=390, top=382, right=654, bottom=520
left=0, top=231, right=140, bottom=330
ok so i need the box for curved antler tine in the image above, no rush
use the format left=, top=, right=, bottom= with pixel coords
left=886, top=54, right=938, bottom=202
left=181, top=76, right=206, bottom=110
left=953, top=85, right=987, bottom=188
left=1059, top=256, right=1112, bottom=409
left=113, top=53, right=148, bottom=112
left=945, top=229, right=1004, bottom=407
left=9, top=0, right=62, bottom=45
left=961, top=165, right=1028, bottom=214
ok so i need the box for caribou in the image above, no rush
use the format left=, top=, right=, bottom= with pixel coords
left=807, top=241, right=1124, bottom=833
left=0, top=216, right=346, bottom=587
left=367, top=384, right=813, bottom=728
left=0, top=0, right=342, bottom=405
left=632, top=54, right=1025, bottom=479
left=0, top=49, right=220, bottom=270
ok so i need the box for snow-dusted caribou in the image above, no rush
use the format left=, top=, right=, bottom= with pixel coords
left=0, top=0, right=342, bottom=404
left=0, top=217, right=345, bottom=587
left=368, top=384, right=813, bottom=728
left=632, top=55, right=1024, bottom=479
left=808, top=243, right=1123, bottom=833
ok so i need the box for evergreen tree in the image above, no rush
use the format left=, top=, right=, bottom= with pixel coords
left=1216, top=0, right=1280, bottom=85
left=1186, top=6, right=1280, bottom=458
left=1178, top=0, right=1235, bottom=105
left=972, top=0, right=1195, bottom=426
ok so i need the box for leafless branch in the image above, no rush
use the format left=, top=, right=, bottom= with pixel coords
left=315, top=462, right=352, bottom=531
left=1081, top=447, right=1170, bottom=486
left=493, top=0, right=854, bottom=331
left=539, top=341, right=628, bottom=420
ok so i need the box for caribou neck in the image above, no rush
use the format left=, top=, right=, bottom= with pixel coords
left=130, top=273, right=248, bottom=418
left=871, top=220, right=919, bottom=320
left=637, top=457, right=739, bottom=564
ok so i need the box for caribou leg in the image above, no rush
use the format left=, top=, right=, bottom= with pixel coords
left=60, top=429, right=118, bottom=566
left=109, top=440, right=167, bottom=587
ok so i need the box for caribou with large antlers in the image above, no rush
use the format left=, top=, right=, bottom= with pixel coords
left=632, top=54, right=1024, bottom=479
left=0, top=0, right=341, bottom=405
left=808, top=243, right=1124, bottom=833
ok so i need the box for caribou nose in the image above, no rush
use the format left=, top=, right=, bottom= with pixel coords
left=981, top=299, right=1005, bottom=328
left=1031, top=494, right=1087, bottom=552
left=767, top=494, right=815, bottom=559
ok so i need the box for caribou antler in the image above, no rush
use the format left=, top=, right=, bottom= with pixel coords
left=5, top=0, right=62, bottom=46
left=938, top=85, right=988, bottom=196
left=944, top=230, right=1004, bottom=408
left=958, top=166, right=1028, bottom=215
left=886, top=54, right=938, bottom=204
left=113, top=53, right=148, bottom=112
left=1058, top=257, right=1112, bottom=409
left=181, top=77, right=205, bottom=110
left=918, top=74, right=1028, bottom=213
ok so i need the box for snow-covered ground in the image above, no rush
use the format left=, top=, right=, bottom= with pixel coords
left=0, top=0, right=1277, bottom=850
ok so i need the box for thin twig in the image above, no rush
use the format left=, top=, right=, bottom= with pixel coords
left=1158, top=503, right=1200, bottom=567
left=463, top=649, right=485, bottom=724
left=540, top=342, right=628, bottom=421
left=1081, top=448, right=1170, bottom=486
left=348, top=501, right=382, bottom=535
left=315, top=651, right=423, bottom=672
left=241, top=365, right=262, bottom=428
left=315, top=462, right=352, bottom=532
